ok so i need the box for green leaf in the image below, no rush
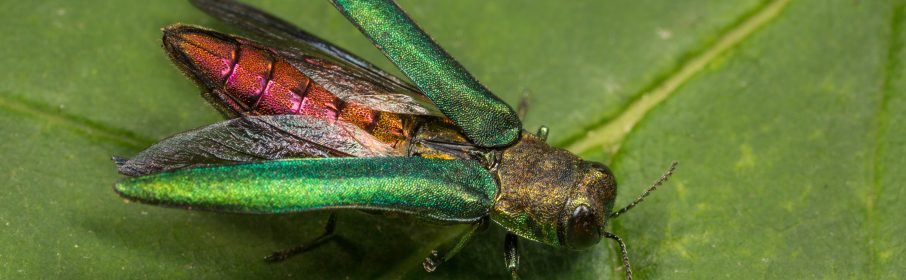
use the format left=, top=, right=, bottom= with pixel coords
left=2, top=0, right=903, bottom=279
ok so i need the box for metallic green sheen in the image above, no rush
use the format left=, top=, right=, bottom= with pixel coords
left=331, top=0, right=522, bottom=147
left=114, top=157, right=498, bottom=223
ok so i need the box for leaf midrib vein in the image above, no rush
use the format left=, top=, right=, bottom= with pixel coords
left=564, top=0, right=793, bottom=158
left=866, top=2, right=903, bottom=278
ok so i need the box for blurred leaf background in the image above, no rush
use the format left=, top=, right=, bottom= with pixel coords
left=1, top=0, right=904, bottom=278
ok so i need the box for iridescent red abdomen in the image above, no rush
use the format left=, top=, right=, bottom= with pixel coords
left=162, top=26, right=406, bottom=144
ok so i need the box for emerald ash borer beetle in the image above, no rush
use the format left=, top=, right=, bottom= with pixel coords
left=112, top=0, right=678, bottom=278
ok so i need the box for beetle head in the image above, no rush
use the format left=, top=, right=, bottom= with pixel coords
left=558, top=161, right=617, bottom=250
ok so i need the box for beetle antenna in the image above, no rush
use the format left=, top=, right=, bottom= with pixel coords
left=609, top=161, right=678, bottom=219
left=602, top=231, right=632, bottom=280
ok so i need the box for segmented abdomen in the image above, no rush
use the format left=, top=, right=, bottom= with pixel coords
left=167, top=29, right=407, bottom=145
left=226, top=43, right=407, bottom=145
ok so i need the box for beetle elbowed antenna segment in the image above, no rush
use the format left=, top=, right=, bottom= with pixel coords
left=603, top=160, right=679, bottom=280
left=611, top=160, right=679, bottom=220
left=112, top=0, right=680, bottom=279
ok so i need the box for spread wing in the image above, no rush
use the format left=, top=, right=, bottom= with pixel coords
left=115, top=115, right=399, bottom=177
left=189, top=0, right=442, bottom=116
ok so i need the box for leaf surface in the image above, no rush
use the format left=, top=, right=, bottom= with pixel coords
left=2, top=0, right=903, bottom=279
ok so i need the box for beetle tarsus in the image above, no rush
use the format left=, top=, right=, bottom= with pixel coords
left=265, top=213, right=337, bottom=263
left=421, top=219, right=488, bottom=272
left=422, top=250, right=441, bottom=272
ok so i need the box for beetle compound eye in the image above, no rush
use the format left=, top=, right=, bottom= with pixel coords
left=565, top=204, right=601, bottom=249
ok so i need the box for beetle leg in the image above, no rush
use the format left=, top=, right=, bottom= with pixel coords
left=423, top=217, right=489, bottom=272
left=517, top=91, right=530, bottom=120
left=504, top=232, right=520, bottom=279
left=265, top=213, right=337, bottom=262
left=536, top=126, right=549, bottom=141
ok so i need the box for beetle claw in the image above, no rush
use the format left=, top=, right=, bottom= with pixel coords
left=422, top=250, right=442, bottom=272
